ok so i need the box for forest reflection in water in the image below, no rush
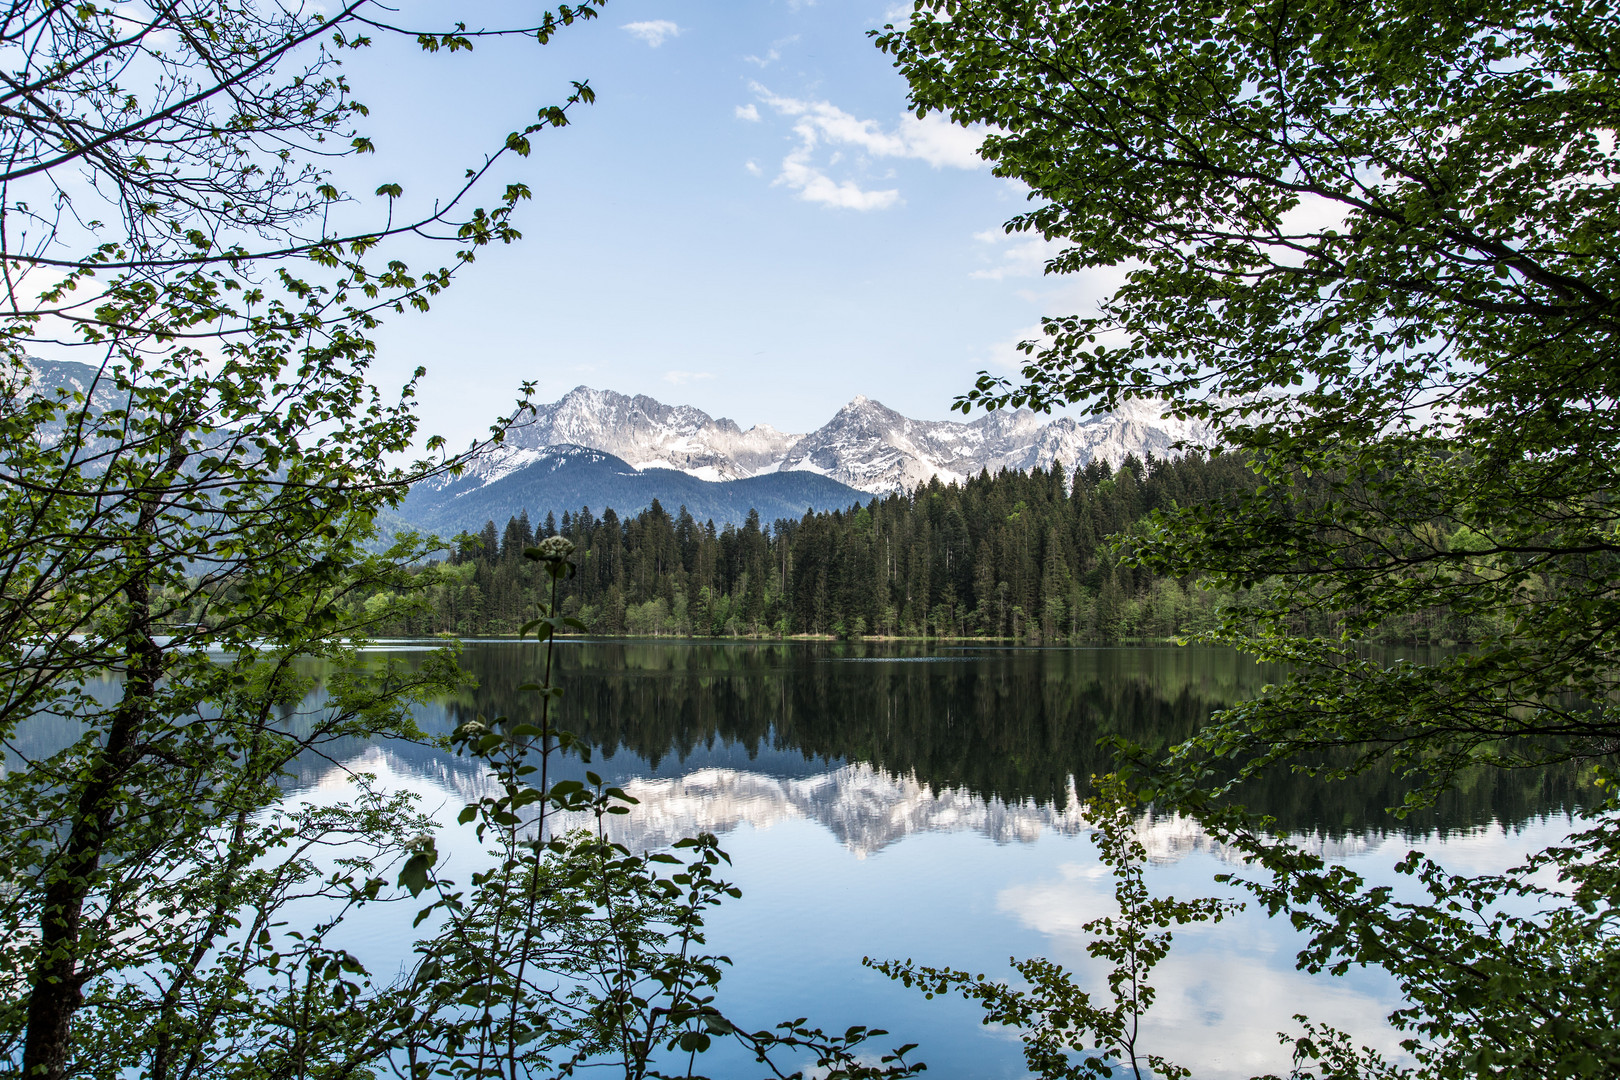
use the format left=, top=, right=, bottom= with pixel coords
left=335, top=638, right=1586, bottom=849
left=278, top=638, right=1587, bottom=1079
left=49, top=638, right=1565, bottom=1079
left=8, top=641, right=1588, bottom=1078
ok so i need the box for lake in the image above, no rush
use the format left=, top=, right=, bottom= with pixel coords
left=287, top=639, right=1584, bottom=1078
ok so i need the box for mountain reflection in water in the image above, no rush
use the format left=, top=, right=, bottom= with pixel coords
left=30, top=639, right=1585, bottom=1080
left=320, top=639, right=1583, bottom=844
left=340, top=740, right=1389, bottom=865
left=284, top=640, right=1584, bottom=1080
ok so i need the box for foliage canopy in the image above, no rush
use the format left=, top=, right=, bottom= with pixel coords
left=876, top=0, right=1620, bottom=1075
left=0, top=1, right=609, bottom=1075
left=0, top=3, right=935, bottom=1076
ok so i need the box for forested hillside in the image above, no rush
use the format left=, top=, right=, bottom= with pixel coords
left=357, top=451, right=1487, bottom=643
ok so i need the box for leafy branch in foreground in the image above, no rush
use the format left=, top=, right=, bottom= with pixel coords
left=869, top=776, right=1239, bottom=1080
left=0, top=3, right=613, bottom=1077
left=877, top=0, right=1620, bottom=1074
left=1176, top=793, right=1620, bottom=1080
left=397, top=539, right=927, bottom=1080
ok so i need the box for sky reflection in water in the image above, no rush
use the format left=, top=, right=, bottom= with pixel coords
left=285, top=640, right=1584, bottom=1079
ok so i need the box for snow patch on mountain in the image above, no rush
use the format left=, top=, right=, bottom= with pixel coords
left=436, top=443, right=627, bottom=497
left=15, top=357, right=131, bottom=414
left=447, top=385, right=1217, bottom=499
left=500, top=386, right=800, bottom=481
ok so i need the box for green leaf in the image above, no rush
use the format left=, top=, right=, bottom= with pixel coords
left=398, top=852, right=432, bottom=898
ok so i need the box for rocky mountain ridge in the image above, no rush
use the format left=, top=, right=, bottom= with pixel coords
left=476, top=385, right=1214, bottom=497
left=17, top=359, right=1218, bottom=514
left=480, top=386, right=799, bottom=485
left=400, top=442, right=867, bottom=534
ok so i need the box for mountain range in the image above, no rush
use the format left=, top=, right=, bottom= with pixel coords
left=407, top=386, right=1213, bottom=530
left=17, top=361, right=1214, bottom=531
left=471, top=386, right=1211, bottom=494
left=399, top=444, right=870, bottom=536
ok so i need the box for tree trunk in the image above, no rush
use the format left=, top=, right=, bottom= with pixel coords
left=21, top=605, right=160, bottom=1079
left=21, top=439, right=178, bottom=1079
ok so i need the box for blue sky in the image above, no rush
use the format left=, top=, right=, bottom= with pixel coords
left=347, top=1, right=1100, bottom=446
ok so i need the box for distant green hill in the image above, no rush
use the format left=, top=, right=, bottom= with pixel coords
left=399, top=444, right=868, bottom=535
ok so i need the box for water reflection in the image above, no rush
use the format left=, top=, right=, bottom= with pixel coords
left=381, top=639, right=1582, bottom=841
left=25, top=640, right=1578, bottom=841
left=349, top=735, right=1393, bottom=866
left=358, top=641, right=1587, bottom=1079
left=25, top=640, right=1588, bottom=1080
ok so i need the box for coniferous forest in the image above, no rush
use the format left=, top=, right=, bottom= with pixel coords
left=362, top=451, right=1499, bottom=644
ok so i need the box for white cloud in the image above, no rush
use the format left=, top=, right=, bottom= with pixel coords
left=115, top=2, right=178, bottom=50
left=734, top=103, right=761, bottom=122
left=1036, top=263, right=1140, bottom=317
left=748, top=83, right=986, bottom=211
left=751, top=84, right=988, bottom=165
left=663, top=370, right=715, bottom=385
left=1270, top=192, right=1354, bottom=267
left=777, top=147, right=900, bottom=211
left=753, top=84, right=904, bottom=157
left=980, top=322, right=1053, bottom=371
left=623, top=20, right=680, bottom=47
left=1277, top=192, right=1351, bottom=237
left=896, top=112, right=985, bottom=168
left=744, top=160, right=763, bottom=177
left=971, top=232, right=1060, bottom=281
left=744, top=34, right=798, bottom=68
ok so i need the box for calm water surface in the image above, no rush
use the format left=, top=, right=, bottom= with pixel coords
left=287, top=640, right=1583, bottom=1079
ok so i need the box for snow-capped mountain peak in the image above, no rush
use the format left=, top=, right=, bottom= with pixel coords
left=455, top=386, right=1214, bottom=499
left=498, top=386, right=801, bottom=482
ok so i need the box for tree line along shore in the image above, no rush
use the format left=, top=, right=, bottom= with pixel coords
left=346, top=450, right=1509, bottom=645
